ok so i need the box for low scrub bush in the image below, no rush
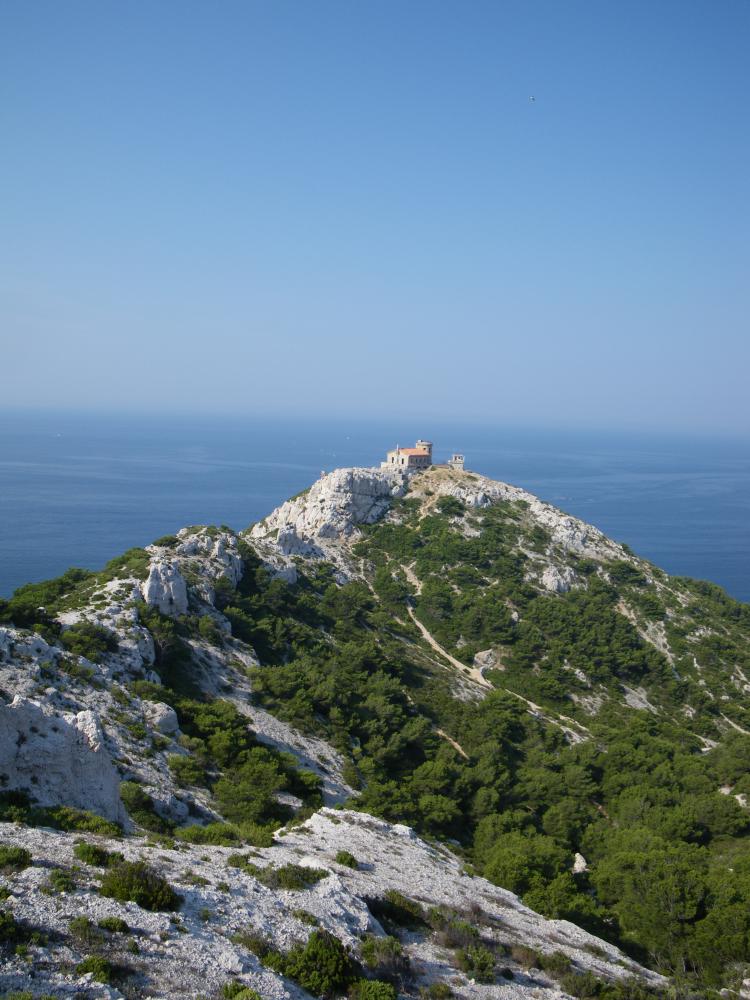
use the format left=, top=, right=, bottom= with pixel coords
left=75, top=955, right=113, bottom=984
left=69, top=916, right=103, bottom=947
left=221, top=982, right=262, bottom=1000
left=334, top=849, right=358, bottom=869
left=349, top=982, right=397, bottom=1000
left=456, top=943, right=495, bottom=982
left=119, top=781, right=174, bottom=834
left=420, top=986, right=453, bottom=1000
left=174, top=822, right=241, bottom=846
left=360, top=933, right=410, bottom=981
left=73, top=841, right=120, bottom=867
left=60, top=621, right=118, bottom=662
left=282, top=929, right=355, bottom=997
left=366, top=890, right=427, bottom=931
left=100, top=860, right=181, bottom=911
left=538, top=950, right=572, bottom=975
left=230, top=859, right=328, bottom=891
left=168, top=753, right=208, bottom=788
left=98, top=916, right=129, bottom=933
left=47, top=868, right=75, bottom=893
left=0, top=795, right=123, bottom=837
left=0, top=846, right=31, bottom=872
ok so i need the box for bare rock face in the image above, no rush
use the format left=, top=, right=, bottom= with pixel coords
left=140, top=559, right=189, bottom=616
left=250, top=467, right=408, bottom=572
left=143, top=700, right=179, bottom=735
left=176, top=531, right=243, bottom=588
left=0, top=697, right=126, bottom=824
left=541, top=565, right=577, bottom=593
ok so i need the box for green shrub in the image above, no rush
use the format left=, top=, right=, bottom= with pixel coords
left=73, top=841, right=114, bottom=867
left=510, top=945, right=540, bottom=968
left=539, top=950, right=572, bottom=975
left=19, top=802, right=121, bottom=837
left=69, top=916, right=103, bottom=946
left=421, top=986, right=453, bottom=1000
left=360, top=933, right=409, bottom=980
left=98, top=916, right=130, bottom=933
left=47, top=868, right=75, bottom=893
left=366, top=890, right=427, bottom=930
left=238, top=822, right=276, bottom=848
left=334, top=849, right=358, bottom=869
left=100, top=860, right=181, bottom=911
left=293, top=908, right=319, bottom=926
left=168, top=753, right=208, bottom=788
left=236, top=861, right=328, bottom=890
left=103, top=547, right=151, bottom=581
left=119, top=781, right=174, bottom=834
left=0, top=909, right=25, bottom=943
left=456, top=943, right=495, bottom=982
left=349, top=981, right=397, bottom=1000
left=283, top=929, right=355, bottom=996
left=60, top=621, right=118, bottom=661
left=221, top=982, right=262, bottom=1000
left=0, top=846, right=31, bottom=872
left=174, top=822, right=241, bottom=846
left=436, top=496, right=466, bottom=517
left=152, top=535, right=179, bottom=548
left=75, top=955, right=113, bottom=984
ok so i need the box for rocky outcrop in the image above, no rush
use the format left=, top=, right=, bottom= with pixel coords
left=540, top=564, right=577, bottom=593
left=140, top=559, right=188, bottom=616
left=177, top=530, right=243, bottom=585
left=249, top=467, right=408, bottom=574
left=0, top=697, right=126, bottom=824
left=142, top=700, right=179, bottom=735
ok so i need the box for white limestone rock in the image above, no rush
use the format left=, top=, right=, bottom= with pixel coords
left=176, top=530, right=244, bottom=587
left=142, top=700, right=179, bottom=735
left=0, top=697, right=126, bottom=824
left=541, top=565, right=577, bottom=593
left=249, top=467, right=408, bottom=574
left=140, top=559, right=188, bottom=616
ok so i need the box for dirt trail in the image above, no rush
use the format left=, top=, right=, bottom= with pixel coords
left=406, top=605, right=492, bottom=689
left=399, top=563, right=589, bottom=743
left=435, top=728, right=469, bottom=759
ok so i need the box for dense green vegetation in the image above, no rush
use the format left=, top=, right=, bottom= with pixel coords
left=99, top=860, right=181, bottom=911
left=227, top=495, right=750, bottom=993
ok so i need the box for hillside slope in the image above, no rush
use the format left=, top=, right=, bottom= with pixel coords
left=2, top=464, right=750, bottom=998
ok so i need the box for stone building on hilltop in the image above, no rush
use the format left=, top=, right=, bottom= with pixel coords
left=381, top=439, right=433, bottom=470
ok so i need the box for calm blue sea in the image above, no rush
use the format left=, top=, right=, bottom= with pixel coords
left=1, top=411, right=749, bottom=603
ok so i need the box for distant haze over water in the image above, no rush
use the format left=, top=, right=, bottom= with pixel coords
left=1, top=411, right=749, bottom=603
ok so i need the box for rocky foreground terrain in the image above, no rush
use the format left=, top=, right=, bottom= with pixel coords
left=2, top=463, right=749, bottom=998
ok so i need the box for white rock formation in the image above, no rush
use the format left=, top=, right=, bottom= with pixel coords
left=176, top=529, right=244, bottom=587
left=249, top=467, right=408, bottom=573
left=541, top=565, right=577, bottom=593
left=142, top=700, right=179, bottom=735
left=0, top=697, right=126, bottom=824
left=140, top=559, right=189, bottom=616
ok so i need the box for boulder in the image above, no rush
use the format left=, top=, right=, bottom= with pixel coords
left=140, top=560, right=188, bottom=616
left=143, top=700, right=179, bottom=735
left=0, top=697, right=126, bottom=824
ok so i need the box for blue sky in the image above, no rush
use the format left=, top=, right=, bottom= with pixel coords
left=2, top=1, right=748, bottom=432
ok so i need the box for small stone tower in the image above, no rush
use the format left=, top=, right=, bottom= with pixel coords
left=448, top=453, right=465, bottom=471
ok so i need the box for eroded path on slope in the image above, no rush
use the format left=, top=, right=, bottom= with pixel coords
left=406, top=604, right=493, bottom=689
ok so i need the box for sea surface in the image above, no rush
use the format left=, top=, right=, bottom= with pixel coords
left=1, top=411, right=749, bottom=603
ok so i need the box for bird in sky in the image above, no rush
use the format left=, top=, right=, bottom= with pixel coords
left=529, top=95, right=536, bottom=102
